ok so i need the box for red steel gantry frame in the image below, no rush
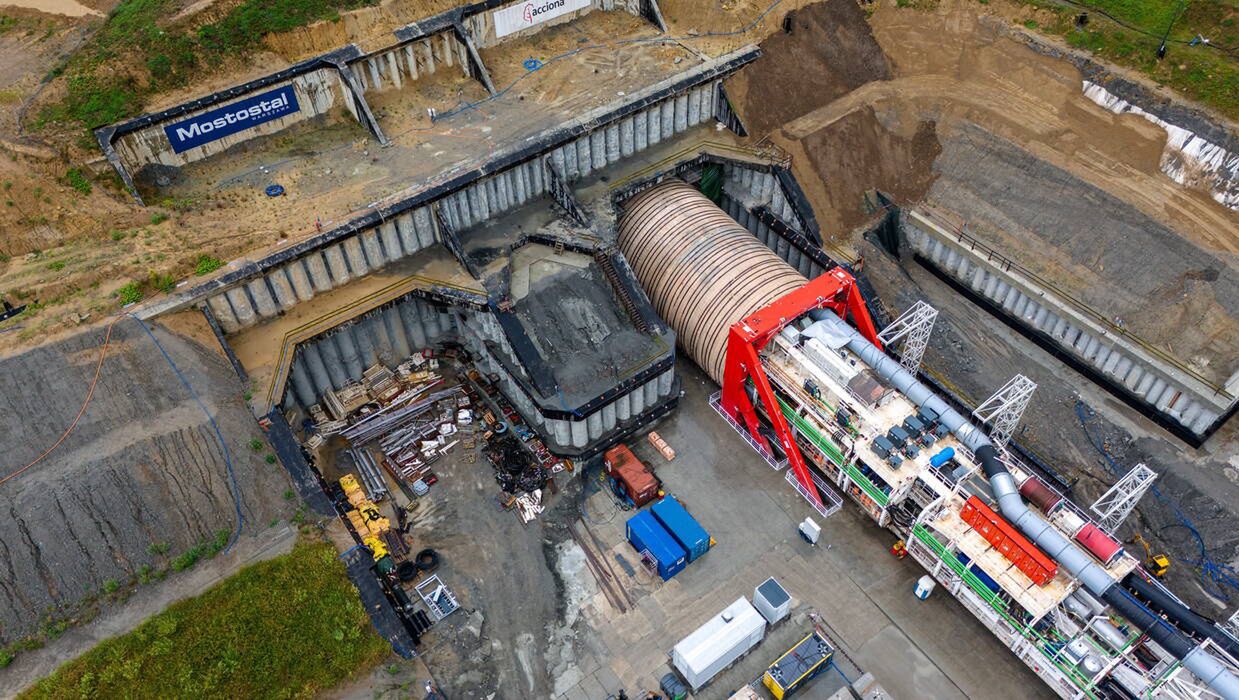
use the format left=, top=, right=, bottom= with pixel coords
left=719, top=268, right=882, bottom=506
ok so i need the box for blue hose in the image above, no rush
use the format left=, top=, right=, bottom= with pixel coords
left=1075, top=400, right=1239, bottom=600
left=131, top=315, right=245, bottom=554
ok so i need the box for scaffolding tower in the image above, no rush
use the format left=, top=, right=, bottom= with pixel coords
left=1090, top=463, right=1158, bottom=533
left=877, top=300, right=938, bottom=374
left=972, top=375, right=1036, bottom=451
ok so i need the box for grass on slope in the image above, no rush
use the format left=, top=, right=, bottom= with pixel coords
left=38, top=0, right=377, bottom=137
left=1014, top=0, right=1238, bottom=118
left=20, top=539, right=389, bottom=700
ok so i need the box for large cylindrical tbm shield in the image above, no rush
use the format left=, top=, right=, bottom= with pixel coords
left=617, top=180, right=807, bottom=383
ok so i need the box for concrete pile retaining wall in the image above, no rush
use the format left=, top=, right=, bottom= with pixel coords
left=353, top=30, right=471, bottom=94
left=207, top=205, right=440, bottom=333
left=458, top=311, right=675, bottom=449
left=286, top=293, right=455, bottom=407
left=112, top=67, right=352, bottom=172
left=201, top=73, right=731, bottom=334
left=440, top=80, right=721, bottom=231
left=463, top=0, right=642, bottom=48
left=718, top=161, right=833, bottom=280
left=282, top=291, right=675, bottom=451
left=903, top=209, right=1233, bottom=440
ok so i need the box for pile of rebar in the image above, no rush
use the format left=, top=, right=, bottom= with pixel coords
left=342, top=386, right=461, bottom=445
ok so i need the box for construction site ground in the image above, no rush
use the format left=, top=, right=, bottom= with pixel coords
left=403, top=357, right=1050, bottom=700
left=134, top=10, right=697, bottom=264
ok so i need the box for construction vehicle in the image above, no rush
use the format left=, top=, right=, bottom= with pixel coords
left=1130, top=534, right=1171, bottom=578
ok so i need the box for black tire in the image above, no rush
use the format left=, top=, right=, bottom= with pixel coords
left=415, top=548, right=440, bottom=571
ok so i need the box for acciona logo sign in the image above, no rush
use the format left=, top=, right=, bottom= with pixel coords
left=164, top=85, right=301, bottom=154
left=493, top=0, right=591, bottom=37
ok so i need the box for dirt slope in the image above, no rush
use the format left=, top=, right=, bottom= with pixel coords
left=722, top=0, right=891, bottom=137
left=0, top=317, right=293, bottom=648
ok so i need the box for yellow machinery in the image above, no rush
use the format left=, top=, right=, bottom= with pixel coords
left=364, top=535, right=389, bottom=561
left=762, top=631, right=834, bottom=699
left=340, top=475, right=391, bottom=539
left=1130, top=534, right=1171, bottom=578
left=340, top=474, right=397, bottom=574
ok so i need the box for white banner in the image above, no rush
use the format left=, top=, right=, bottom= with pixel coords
left=493, top=0, right=592, bottom=37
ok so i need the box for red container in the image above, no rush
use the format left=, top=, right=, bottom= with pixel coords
left=1075, top=523, right=1125, bottom=566
left=604, top=445, right=660, bottom=507
left=1019, top=476, right=1063, bottom=514
left=960, top=496, right=1058, bottom=586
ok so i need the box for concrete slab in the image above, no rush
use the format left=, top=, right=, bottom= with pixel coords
left=854, top=624, right=968, bottom=700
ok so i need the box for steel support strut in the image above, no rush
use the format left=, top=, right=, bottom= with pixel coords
left=719, top=268, right=882, bottom=505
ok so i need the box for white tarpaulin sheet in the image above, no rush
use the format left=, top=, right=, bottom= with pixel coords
left=493, top=0, right=591, bottom=37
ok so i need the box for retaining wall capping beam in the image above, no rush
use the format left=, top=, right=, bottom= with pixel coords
left=902, top=208, right=1233, bottom=443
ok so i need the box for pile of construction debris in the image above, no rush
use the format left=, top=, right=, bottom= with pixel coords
left=464, top=367, right=571, bottom=523
left=305, top=352, right=472, bottom=491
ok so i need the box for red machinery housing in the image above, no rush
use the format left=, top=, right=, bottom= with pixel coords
left=718, top=268, right=881, bottom=506
left=961, top=496, right=1058, bottom=586
left=604, top=444, right=660, bottom=507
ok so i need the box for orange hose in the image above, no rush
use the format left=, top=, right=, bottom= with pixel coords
left=0, top=315, right=122, bottom=486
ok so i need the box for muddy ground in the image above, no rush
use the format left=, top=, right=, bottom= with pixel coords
left=394, top=441, right=582, bottom=698
left=0, top=315, right=295, bottom=649
left=722, top=0, right=892, bottom=138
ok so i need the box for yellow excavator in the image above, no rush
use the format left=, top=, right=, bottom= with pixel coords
left=1129, top=534, right=1171, bottom=578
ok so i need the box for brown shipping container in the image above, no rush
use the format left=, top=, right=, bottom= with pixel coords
left=604, top=445, right=660, bottom=507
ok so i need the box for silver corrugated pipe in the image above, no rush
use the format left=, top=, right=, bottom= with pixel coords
left=804, top=311, right=1239, bottom=699
left=618, top=180, right=806, bottom=383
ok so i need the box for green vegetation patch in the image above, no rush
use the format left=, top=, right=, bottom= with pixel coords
left=1009, top=0, right=1238, bottom=118
left=21, top=540, right=388, bottom=700
left=39, top=0, right=377, bottom=135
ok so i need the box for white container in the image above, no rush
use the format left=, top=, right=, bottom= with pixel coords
left=914, top=575, right=936, bottom=600
left=672, top=597, right=767, bottom=690
left=799, top=517, right=821, bottom=544
left=753, top=578, right=791, bottom=625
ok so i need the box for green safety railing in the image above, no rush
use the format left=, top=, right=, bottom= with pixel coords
left=776, top=396, right=890, bottom=507
left=911, top=524, right=1100, bottom=698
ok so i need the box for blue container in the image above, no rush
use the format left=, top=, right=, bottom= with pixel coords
left=627, top=510, right=687, bottom=581
left=651, top=497, right=711, bottom=563
left=929, top=447, right=956, bottom=469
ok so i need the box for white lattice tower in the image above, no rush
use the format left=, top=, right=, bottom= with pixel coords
left=1090, top=463, right=1158, bottom=533
left=972, top=375, right=1036, bottom=450
left=877, top=300, right=938, bottom=374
